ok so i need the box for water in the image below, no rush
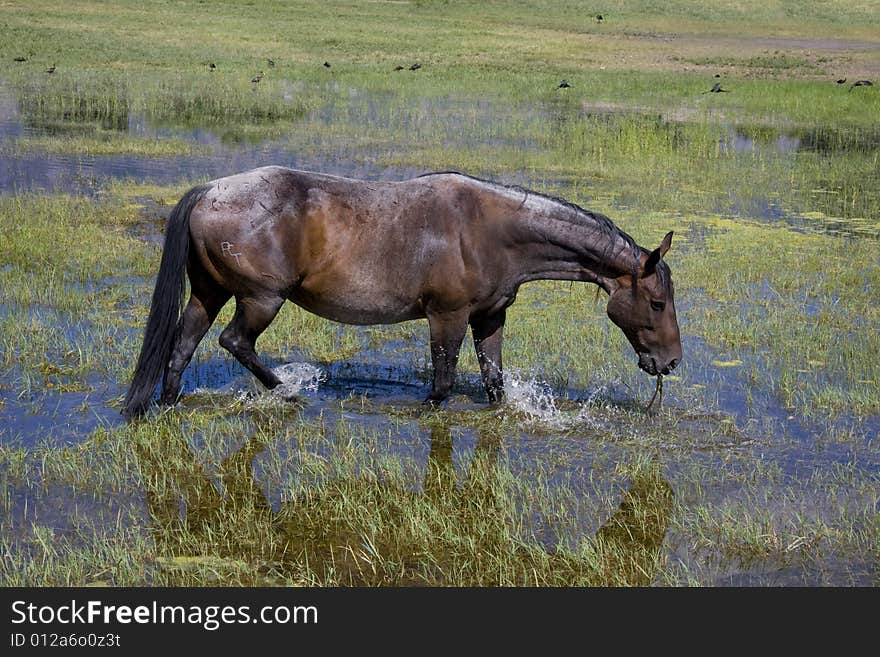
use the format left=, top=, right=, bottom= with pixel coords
left=1, top=82, right=878, bottom=585
left=0, top=83, right=539, bottom=196
left=0, top=146, right=426, bottom=197
left=0, top=380, right=124, bottom=445
left=2, top=82, right=877, bottom=239
left=193, top=361, right=326, bottom=404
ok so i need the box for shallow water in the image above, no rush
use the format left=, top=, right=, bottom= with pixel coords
left=0, top=146, right=428, bottom=196
left=2, top=83, right=878, bottom=237
left=0, top=382, right=123, bottom=445
left=1, top=81, right=878, bottom=585
left=0, top=84, right=535, bottom=195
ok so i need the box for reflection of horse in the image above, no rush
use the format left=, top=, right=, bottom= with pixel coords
left=123, top=167, right=681, bottom=417
left=136, top=419, right=673, bottom=585
left=595, top=461, right=674, bottom=585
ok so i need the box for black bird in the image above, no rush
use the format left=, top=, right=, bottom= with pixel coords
left=394, top=65, right=404, bottom=71
left=714, top=73, right=721, bottom=78
left=409, top=63, right=421, bottom=71
left=557, top=79, right=571, bottom=89
left=251, top=71, right=263, bottom=83
left=849, top=79, right=873, bottom=92
left=267, top=58, right=275, bottom=68
left=596, top=14, right=604, bottom=23
left=45, top=64, right=56, bottom=74
left=13, top=56, right=27, bottom=62
left=323, top=61, right=331, bottom=68
left=836, top=77, right=846, bottom=84
left=705, top=82, right=729, bottom=93
left=209, top=62, right=216, bottom=71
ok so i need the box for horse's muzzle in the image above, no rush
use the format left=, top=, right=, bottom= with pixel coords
left=638, top=353, right=680, bottom=376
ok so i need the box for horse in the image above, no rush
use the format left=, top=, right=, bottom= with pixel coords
left=122, top=166, right=681, bottom=418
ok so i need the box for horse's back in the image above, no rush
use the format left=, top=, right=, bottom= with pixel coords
left=187, top=167, right=513, bottom=323
left=186, top=166, right=308, bottom=294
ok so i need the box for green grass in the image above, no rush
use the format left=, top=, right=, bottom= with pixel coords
left=2, top=0, right=879, bottom=130
left=2, top=400, right=876, bottom=586
left=3, top=133, right=206, bottom=156
left=682, top=54, right=818, bottom=72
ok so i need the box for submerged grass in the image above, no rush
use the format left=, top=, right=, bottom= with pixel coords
left=1, top=402, right=876, bottom=586
left=1, top=0, right=878, bottom=586
left=1, top=184, right=878, bottom=585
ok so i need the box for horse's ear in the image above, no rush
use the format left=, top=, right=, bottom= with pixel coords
left=643, top=231, right=673, bottom=277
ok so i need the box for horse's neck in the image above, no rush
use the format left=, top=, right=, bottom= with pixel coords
left=512, top=198, right=637, bottom=289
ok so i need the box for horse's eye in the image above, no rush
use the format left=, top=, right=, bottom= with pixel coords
left=650, top=300, right=665, bottom=312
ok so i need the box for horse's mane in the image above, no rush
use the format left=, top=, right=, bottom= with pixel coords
left=418, top=170, right=671, bottom=291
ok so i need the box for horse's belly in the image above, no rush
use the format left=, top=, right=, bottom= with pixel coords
left=288, top=287, right=423, bottom=326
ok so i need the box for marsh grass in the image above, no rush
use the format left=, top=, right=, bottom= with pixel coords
left=3, top=133, right=207, bottom=157
left=1, top=0, right=878, bottom=586
left=0, top=195, right=155, bottom=386
left=1, top=180, right=877, bottom=586
left=376, top=108, right=880, bottom=228
left=2, top=399, right=876, bottom=586
left=4, top=46, right=879, bottom=225
left=666, top=458, right=880, bottom=585
left=3, top=1, right=880, bottom=149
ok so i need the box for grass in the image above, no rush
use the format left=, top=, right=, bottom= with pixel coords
left=0, top=0, right=878, bottom=586
left=682, top=54, right=819, bottom=73
left=4, top=191, right=875, bottom=417
left=2, top=133, right=206, bottom=157
left=2, top=1, right=879, bottom=129
left=2, top=401, right=876, bottom=586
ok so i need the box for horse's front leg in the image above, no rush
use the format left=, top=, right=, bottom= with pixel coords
left=425, top=310, right=469, bottom=405
left=470, top=309, right=506, bottom=404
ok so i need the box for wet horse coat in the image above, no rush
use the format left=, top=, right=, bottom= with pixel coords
left=123, top=166, right=681, bottom=418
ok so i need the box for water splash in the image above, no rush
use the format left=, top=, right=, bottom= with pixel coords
left=502, top=369, right=610, bottom=431
left=504, top=371, right=562, bottom=422
left=194, top=361, right=325, bottom=406
left=270, top=362, right=326, bottom=399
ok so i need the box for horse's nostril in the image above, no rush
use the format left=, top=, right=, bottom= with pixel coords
left=669, top=358, right=679, bottom=370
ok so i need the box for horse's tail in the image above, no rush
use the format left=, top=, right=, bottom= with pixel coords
left=122, top=184, right=211, bottom=419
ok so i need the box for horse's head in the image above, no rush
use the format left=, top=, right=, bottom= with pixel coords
left=606, top=231, right=682, bottom=376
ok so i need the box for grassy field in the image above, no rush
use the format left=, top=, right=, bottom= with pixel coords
left=0, top=0, right=878, bottom=586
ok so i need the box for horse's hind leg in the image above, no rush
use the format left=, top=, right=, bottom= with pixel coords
left=470, top=309, right=506, bottom=404
left=161, top=287, right=230, bottom=406
left=219, top=296, right=285, bottom=392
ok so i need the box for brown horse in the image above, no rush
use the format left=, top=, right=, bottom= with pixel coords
left=123, top=166, right=681, bottom=418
